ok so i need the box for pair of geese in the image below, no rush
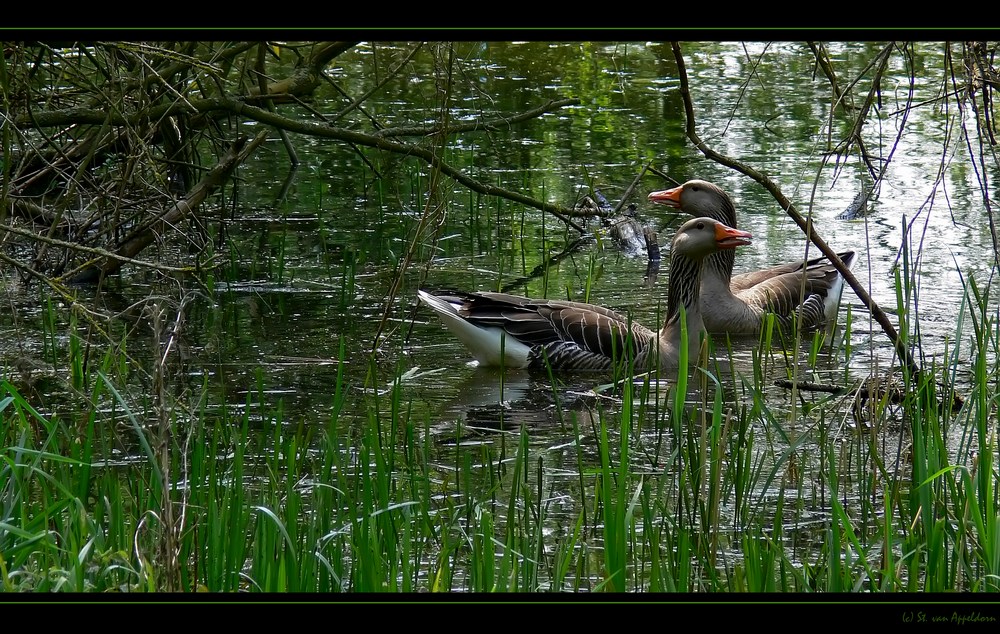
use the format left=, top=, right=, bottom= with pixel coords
left=418, top=179, right=857, bottom=374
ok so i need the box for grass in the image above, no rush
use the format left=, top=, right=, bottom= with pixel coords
left=1, top=237, right=999, bottom=595
left=3, top=39, right=998, bottom=599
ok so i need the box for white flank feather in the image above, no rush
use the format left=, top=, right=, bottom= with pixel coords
left=417, top=290, right=531, bottom=368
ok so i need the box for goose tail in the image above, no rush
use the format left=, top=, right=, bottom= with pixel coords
left=417, top=290, right=532, bottom=368
left=812, top=250, right=858, bottom=333
left=825, top=250, right=857, bottom=320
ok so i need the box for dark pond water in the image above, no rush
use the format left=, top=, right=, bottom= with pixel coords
left=6, top=41, right=996, bottom=589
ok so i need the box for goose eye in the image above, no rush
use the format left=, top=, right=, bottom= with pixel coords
left=696, top=221, right=705, bottom=230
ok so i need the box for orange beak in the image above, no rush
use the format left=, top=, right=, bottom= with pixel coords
left=714, top=222, right=752, bottom=249
left=647, top=186, right=683, bottom=208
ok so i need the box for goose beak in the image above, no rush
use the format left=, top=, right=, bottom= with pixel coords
left=715, top=222, right=752, bottom=248
left=647, top=186, right=683, bottom=208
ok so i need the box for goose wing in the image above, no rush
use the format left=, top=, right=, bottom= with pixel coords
left=733, top=250, right=856, bottom=329
left=730, top=250, right=855, bottom=293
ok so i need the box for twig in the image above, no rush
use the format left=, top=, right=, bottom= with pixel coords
left=613, top=161, right=651, bottom=216
left=64, top=132, right=264, bottom=284
left=0, top=222, right=200, bottom=275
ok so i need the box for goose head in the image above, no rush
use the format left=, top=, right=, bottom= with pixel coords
left=671, top=215, right=751, bottom=259
left=648, top=179, right=737, bottom=227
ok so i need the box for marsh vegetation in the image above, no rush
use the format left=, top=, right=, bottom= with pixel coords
left=0, top=40, right=998, bottom=594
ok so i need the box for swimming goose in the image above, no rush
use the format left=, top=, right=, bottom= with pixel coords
left=418, top=216, right=752, bottom=372
left=647, top=179, right=856, bottom=335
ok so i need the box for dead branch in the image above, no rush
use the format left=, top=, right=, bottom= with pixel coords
left=14, top=94, right=587, bottom=233
left=63, top=132, right=264, bottom=285
left=613, top=161, right=652, bottom=216
left=250, top=41, right=360, bottom=101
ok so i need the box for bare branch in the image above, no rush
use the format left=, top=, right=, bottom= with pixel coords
left=63, top=132, right=265, bottom=284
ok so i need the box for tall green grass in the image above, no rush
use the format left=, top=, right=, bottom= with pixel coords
left=2, top=240, right=998, bottom=593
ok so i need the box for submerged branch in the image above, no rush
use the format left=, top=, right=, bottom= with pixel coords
left=500, top=235, right=595, bottom=294
left=774, top=377, right=964, bottom=415
left=1, top=222, right=197, bottom=276
left=223, top=98, right=588, bottom=232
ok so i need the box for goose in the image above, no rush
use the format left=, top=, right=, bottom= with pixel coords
left=418, top=216, right=752, bottom=373
left=647, top=179, right=856, bottom=335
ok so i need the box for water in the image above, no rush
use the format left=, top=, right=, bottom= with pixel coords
left=6, top=40, right=995, bottom=590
